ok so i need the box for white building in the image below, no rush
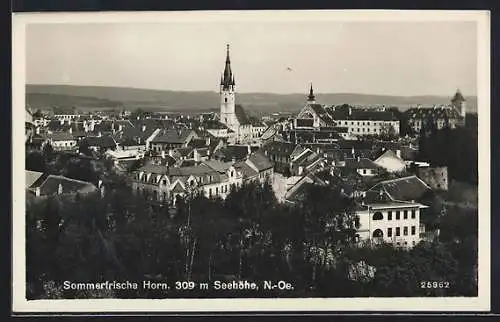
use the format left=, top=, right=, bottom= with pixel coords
left=373, top=149, right=407, bottom=173
left=356, top=201, right=427, bottom=248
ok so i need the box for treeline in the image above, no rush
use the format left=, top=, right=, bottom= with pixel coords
left=418, top=124, right=478, bottom=185
left=27, top=179, right=477, bottom=299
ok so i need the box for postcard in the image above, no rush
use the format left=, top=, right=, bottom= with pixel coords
left=12, top=9, right=490, bottom=313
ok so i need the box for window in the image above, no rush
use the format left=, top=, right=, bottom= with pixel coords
left=224, top=98, right=227, bottom=103
left=388, top=211, right=392, bottom=220
left=216, top=187, right=218, bottom=194
left=209, top=188, right=212, bottom=197
left=411, top=210, right=416, bottom=219
left=403, top=210, right=408, bottom=219
left=372, top=212, right=383, bottom=220
left=396, top=227, right=401, bottom=236
left=411, top=226, right=416, bottom=235
left=396, top=211, right=400, bottom=220
left=363, top=169, right=367, bottom=174
left=403, top=226, right=408, bottom=236
left=387, top=228, right=393, bottom=237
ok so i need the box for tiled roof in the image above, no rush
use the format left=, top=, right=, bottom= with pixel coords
left=213, top=145, right=250, bottom=162
left=261, top=141, right=296, bottom=157
left=344, top=158, right=379, bottom=170
left=405, top=106, right=461, bottom=120
left=204, top=120, right=229, bottom=130
left=138, top=164, right=169, bottom=175
left=152, top=129, right=194, bottom=144
left=374, top=149, right=403, bottom=162
left=367, top=175, right=432, bottom=202
left=328, top=107, right=398, bottom=121
left=247, top=151, right=273, bottom=171
left=26, top=170, right=44, bottom=189
left=82, top=136, right=117, bottom=149
left=233, top=161, right=258, bottom=178
left=203, top=160, right=232, bottom=173
left=49, top=132, right=76, bottom=141
left=31, top=175, right=97, bottom=196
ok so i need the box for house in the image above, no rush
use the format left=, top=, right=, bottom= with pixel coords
left=211, top=145, right=255, bottom=163
left=233, top=151, right=274, bottom=183
left=80, top=135, right=118, bottom=152
left=355, top=200, right=427, bottom=248
left=47, top=132, right=77, bottom=151
left=366, top=175, right=433, bottom=202
left=26, top=170, right=44, bottom=189
left=289, top=147, right=324, bottom=176
left=150, top=129, right=197, bottom=152
left=328, top=104, right=400, bottom=137
left=131, top=162, right=243, bottom=204
left=27, top=172, right=98, bottom=197
left=260, top=141, right=297, bottom=174
left=341, top=157, right=380, bottom=177
left=373, top=149, right=407, bottom=173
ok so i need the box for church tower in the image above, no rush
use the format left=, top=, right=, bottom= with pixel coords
left=451, top=88, right=466, bottom=121
left=307, top=83, right=316, bottom=104
left=220, top=44, right=236, bottom=129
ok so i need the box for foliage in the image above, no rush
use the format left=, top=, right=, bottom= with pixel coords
left=417, top=125, right=478, bottom=185
left=26, top=176, right=477, bottom=299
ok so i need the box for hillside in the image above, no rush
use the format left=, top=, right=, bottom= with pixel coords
left=26, top=84, right=478, bottom=115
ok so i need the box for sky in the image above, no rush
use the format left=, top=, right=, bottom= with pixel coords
left=25, top=18, right=478, bottom=96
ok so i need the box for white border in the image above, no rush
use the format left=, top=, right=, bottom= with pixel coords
left=12, top=10, right=491, bottom=313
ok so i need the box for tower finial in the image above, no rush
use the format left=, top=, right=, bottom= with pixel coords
left=307, top=82, right=315, bottom=103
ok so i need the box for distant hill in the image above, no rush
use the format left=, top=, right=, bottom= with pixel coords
left=26, top=84, right=478, bottom=115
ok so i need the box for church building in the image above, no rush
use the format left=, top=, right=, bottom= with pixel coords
left=218, top=45, right=266, bottom=144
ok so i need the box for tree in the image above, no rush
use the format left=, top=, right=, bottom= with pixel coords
left=26, top=151, right=46, bottom=172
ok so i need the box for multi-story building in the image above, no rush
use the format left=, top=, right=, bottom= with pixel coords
left=405, top=89, right=466, bottom=133
left=355, top=200, right=427, bottom=248
left=131, top=162, right=244, bottom=204
left=328, top=105, right=400, bottom=136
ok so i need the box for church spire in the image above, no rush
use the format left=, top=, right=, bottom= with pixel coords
left=221, top=44, right=234, bottom=90
left=307, top=83, right=316, bottom=103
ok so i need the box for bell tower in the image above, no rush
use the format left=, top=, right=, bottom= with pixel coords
left=220, top=44, right=236, bottom=129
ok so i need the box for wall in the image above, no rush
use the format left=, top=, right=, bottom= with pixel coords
left=356, top=205, right=422, bottom=248
left=417, top=166, right=448, bottom=191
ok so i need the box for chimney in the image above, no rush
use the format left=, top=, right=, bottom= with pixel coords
left=98, top=180, right=103, bottom=189
left=168, top=149, right=174, bottom=157
left=247, top=145, right=252, bottom=155
left=59, top=119, right=64, bottom=125
left=142, top=125, right=146, bottom=132
left=161, top=150, right=166, bottom=159
left=357, top=156, right=360, bottom=162
left=396, top=149, right=401, bottom=158
left=232, top=157, right=236, bottom=164
left=58, top=183, right=63, bottom=195
left=119, top=124, right=123, bottom=132
left=351, top=147, right=355, bottom=158
left=35, top=186, right=41, bottom=197
left=206, top=136, right=211, bottom=146
left=379, top=189, right=383, bottom=199
left=69, top=127, right=73, bottom=134
left=36, top=127, right=40, bottom=135
left=349, top=107, right=352, bottom=116
left=98, top=131, right=102, bottom=137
